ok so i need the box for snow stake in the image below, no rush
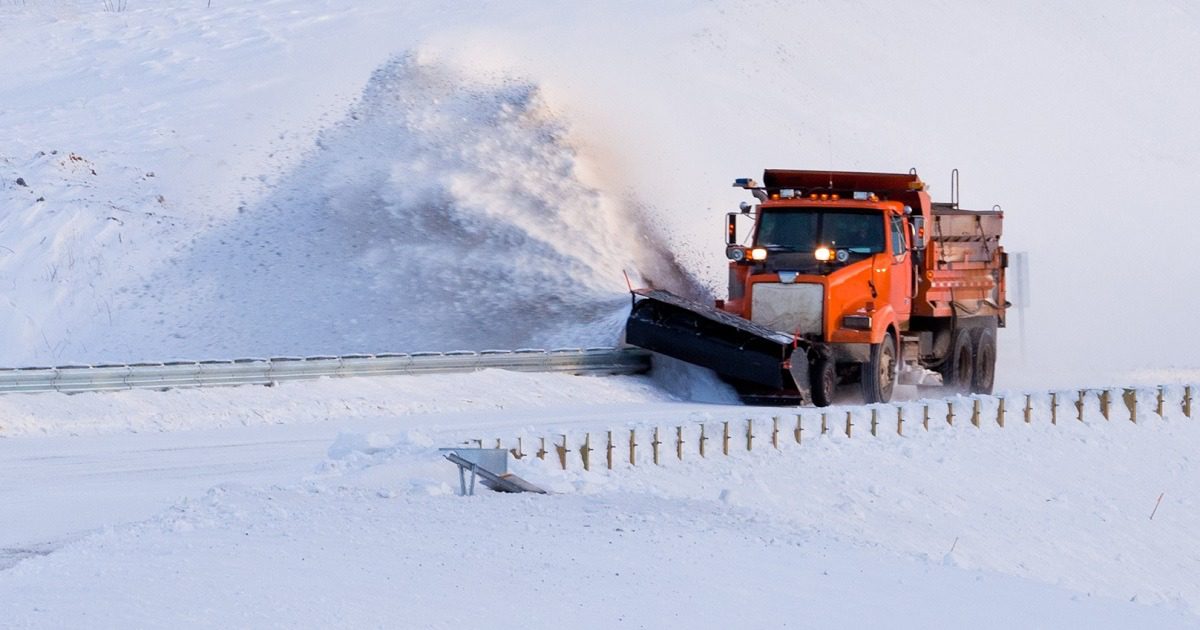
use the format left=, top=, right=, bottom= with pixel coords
left=1150, top=492, right=1165, bottom=520
left=556, top=435, right=569, bottom=470
left=821, top=413, right=828, bottom=436
left=629, top=429, right=637, bottom=466
left=699, top=424, right=709, bottom=457
left=971, top=399, right=981, bottom=428
left=946, top=401, right=955, bottom=426
left=897, top=407, right=904, bottom=436
left=511, top=437, right=525, bottom=460
left=652, top=427, right=662, bottom=465
left=794, top=414, right=803, bottom=444
left=1100, top=390, right=1111, bottom=420
left=870, top=408, right=878, bottom=436
left=1157, top=387, right=1165, bottom=417
left=581, top=433, right=592, bottom=471
left=997, top=397, right=1006, bottom=428
left=1123, top=388, right=1138, bottom=423
left=745, top=419, right=754, bottom=451
left=771, top=416, right=780, bottom=449
left=1185, top=386, right=1193, bottom=418
left=1075, top=390, right=1085, bottom=422
left=845, top=411, right=853, bottom=438
left=676, top=426, right=684, bottom=460
left=923, top=404, right=930, bottom=431
left=723, top=421, right=731, bottom=455
left=1050, top=392, right=1058, bottom=424
left=606, top=431, right=614, bottom=470
left=537, top=437, right=547, bottom=460
left=1024, top=395, right=1032, bottom=424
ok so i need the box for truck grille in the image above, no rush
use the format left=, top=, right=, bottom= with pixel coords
left=750, top=283, right=824, bottom=336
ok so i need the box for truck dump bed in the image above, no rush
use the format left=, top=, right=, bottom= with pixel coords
left=917, top=202, right=1006, bottom=322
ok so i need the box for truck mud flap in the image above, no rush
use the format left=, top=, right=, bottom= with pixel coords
left=624, top=289, right=810, bottom=399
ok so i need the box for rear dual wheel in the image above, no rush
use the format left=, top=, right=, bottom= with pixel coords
left=938, top=329, right=975, bottom=394
left=938, top=324, right=997, bottom=395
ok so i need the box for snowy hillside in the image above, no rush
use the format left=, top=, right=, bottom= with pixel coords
left=2, top=1, right=1198, bottom=388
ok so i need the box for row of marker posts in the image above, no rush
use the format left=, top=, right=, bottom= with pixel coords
left=473, top=385, right=1194, bottom=471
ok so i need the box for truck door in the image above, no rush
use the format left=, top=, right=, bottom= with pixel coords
left=888, top=213, right=912, bottom=319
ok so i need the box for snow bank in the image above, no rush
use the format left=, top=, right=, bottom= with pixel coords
left=4, top=397, right=1200, bottom=627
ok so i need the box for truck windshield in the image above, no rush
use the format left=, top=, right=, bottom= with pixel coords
left=756, top=208, right=885, bottom=254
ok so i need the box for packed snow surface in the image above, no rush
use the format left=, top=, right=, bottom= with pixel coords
left=3, top=375, right=1200, bottom=627
left=3, top=1, right=1200, bottom=628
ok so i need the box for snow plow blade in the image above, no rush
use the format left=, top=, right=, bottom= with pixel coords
left=624, top=289, right=811, bottom=401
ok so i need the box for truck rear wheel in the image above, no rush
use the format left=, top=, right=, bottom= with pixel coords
left=810, top=356, right=836, bottom=407
left=861, top=332, right=896, bottom=404
left=938, top=329, right=974, bottom=394
left=972, top=326, right=997, bottom=395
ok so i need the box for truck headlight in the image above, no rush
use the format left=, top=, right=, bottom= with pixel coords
left=815, top=247, right=833, bottom=261
left=750, top=248, right=768, bottom=261
left=842, top=315, right=872, bottom=330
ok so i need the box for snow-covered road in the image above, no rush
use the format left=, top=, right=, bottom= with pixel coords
left=3, top=373, right=1200, bottom=627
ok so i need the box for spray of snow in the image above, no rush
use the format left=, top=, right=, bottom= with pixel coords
left=50, top=55, right=698, bottom=360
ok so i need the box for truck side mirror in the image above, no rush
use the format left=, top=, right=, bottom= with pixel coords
left=726, top=213, right=738, bottom=245
left=911, top=216, right=926, bottom=250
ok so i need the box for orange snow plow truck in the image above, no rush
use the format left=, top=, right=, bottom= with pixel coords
left=625, top=169, right=1007, bottom=406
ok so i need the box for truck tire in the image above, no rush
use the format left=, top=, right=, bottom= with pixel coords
left=938, top=329, right=974, bottom=394
left=972, top=326, right=997, bottom=395
left=811, top=356, right=836, bottom=407
left=861, top=332, right=896, bottom=404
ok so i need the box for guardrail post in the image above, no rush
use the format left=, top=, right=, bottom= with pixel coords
left=537, top=437, right=547, bottom=460
left=1123, top=388, right=1137, bottom=423
left=723, top=421, right=731, bottom=455
left=676, top=426, right=684, bottom=460
left=1075, top=390, right=1086, bottom=422
left=1050, top=392, right=1058, bottom=425
left=946, top=401, right=955, bottom=426
left=1024, top=394, right=1032, bottom=424
left=699, top=424, right=708, bottom=457
left=746, top=419, right=755, bottom=451
left=794, top=414, right=803, bottom=444
left=845, top=411, right=853, bottom=438
left=652, top=427, right=661, bottom=465
left=896, top=407, right=904, bottom=436
left=923, top=404, right=930, bottom=431
left=1185, top=386, right=1193, bottom=419
left=629, top=430, right=637, bottom=466
left=1157, top=387, right=1165, bottom=418
left=556, top=435, right=569, bottom=470
left=997, top=398, right=1005, bottom=428
left=1100, top=390, right=1111, bottom=420
left=606, top=431, right=614, bottom=470
left=971, top=400, right=981, bottom=428
left=581, top=434, right=592, bottom=471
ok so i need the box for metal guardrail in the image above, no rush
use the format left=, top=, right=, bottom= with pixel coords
left=0, top=347, right=652, bottom=395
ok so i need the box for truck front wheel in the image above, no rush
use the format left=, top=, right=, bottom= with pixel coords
left=861, top=332, right=896, bottom=404
left=810, top=356, right=836, bottom=407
